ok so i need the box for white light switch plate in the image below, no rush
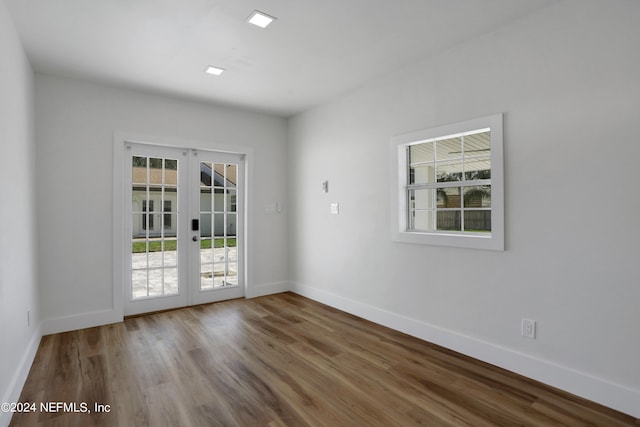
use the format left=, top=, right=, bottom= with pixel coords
left=330, top=203, right=339, bottom=214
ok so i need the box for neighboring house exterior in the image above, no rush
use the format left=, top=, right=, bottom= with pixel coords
left=132, top=162, right=236, bottom=239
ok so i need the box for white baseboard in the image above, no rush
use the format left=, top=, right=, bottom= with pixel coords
left=0, top=325, right=42, bottom=427
left=42, top=309, right=123, bottom=336
left=246, top=281, right=291, bottom=299
left=291, top=282, right=640, bottom=419
left=41, top=282, right=293, bottom=335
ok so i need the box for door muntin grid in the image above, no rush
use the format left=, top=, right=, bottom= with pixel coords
left=131, top=156, right=179, bottom=299
left=199, top=162, right=238, bottom=290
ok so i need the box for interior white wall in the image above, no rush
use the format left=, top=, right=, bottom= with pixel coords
left=35, top=74, right=289, bottom=332
left=0, top=1, right=40, bottom=425
left=288, top=0, right=640, bottom=417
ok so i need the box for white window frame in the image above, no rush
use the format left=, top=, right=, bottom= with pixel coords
left=390, top=113, right=504, bottom=250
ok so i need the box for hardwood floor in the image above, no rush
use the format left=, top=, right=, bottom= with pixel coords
left=10, top=293, right=639, bottom=426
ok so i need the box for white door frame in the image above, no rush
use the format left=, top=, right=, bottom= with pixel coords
left=112, top=133, right=253, bottom=317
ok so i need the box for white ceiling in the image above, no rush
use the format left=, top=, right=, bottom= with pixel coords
left=5, top=0, right=558, bottom=117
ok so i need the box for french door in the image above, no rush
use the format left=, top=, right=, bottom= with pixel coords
left=124, top=143, right=244, bottom=315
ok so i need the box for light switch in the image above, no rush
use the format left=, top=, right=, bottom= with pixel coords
left=330, top=203, right=339, bottom=214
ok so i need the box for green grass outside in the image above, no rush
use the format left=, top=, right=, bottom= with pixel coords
left=132, top=238, right=236, bottom=253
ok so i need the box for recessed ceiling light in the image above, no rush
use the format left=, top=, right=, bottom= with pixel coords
left=246, top=10, right=276, bottom=28
left=205, top=66, right=225, bottom=76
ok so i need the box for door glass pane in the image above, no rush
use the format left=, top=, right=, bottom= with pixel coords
left=132, top=157, right=147, bottom=184
left=226, top=164, right=237, bottom=188
left=214, top=213, right=225, bottom=237
left=226, top=261, right=238, bottom=286
left=213, top=163, right=225, bottom=188
left=200, top=162, right=213, bottom=187
left=226, top=189, right=237, bottom=212
left=149, top=158, right=163, bottom=185
left=200, top=213, right=212, bottom=238
left=130, top=155, right=180, bottom=300
left=213, top=189, right=224, bottom=212
left=227, top=213, right=237, bottom=237
left=200, top=189, right=211, bottom=212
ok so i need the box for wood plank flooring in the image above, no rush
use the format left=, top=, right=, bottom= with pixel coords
left=10, top=293, right=639, bottom=426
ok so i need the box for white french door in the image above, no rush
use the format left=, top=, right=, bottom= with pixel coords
left=124, top=143, right=244, bottom=315
left=190, top=149, right=245, bottom=305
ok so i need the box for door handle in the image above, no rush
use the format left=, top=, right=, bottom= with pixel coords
left=192, top=235, right=199, bottom=242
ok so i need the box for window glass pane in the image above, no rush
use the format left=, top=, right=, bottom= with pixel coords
left=437, top=187, right=461, bottom=208
left=464, top=186, right=491, bottom=208
left=437, top=211, right=461, bottom=231
left=464, top=131, right=490, bottom=156
left=464, top=157, right=491, bottom=180
left=200, top=188, right=212, bottom=212
left=436, top=137, right=462, bottom=161
left=200, top=162, right=212, bottom=187
left=408, top=189, right=434, bottom=210
left=132, top=157, right=147, bottom=184
left=226, top=164, right=237, bottom=188
left=464, top=210, right=491, bottom=232
left=409, top=210, right=434, bottom=231
left=409, top=143, right=434, bottom=164
left=436, top=161, right=462, bottom=182
left=410, top=163, right=435, bottom=185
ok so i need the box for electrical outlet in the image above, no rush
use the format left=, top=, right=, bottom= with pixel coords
left=522, top=318, right=536, bottom=339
